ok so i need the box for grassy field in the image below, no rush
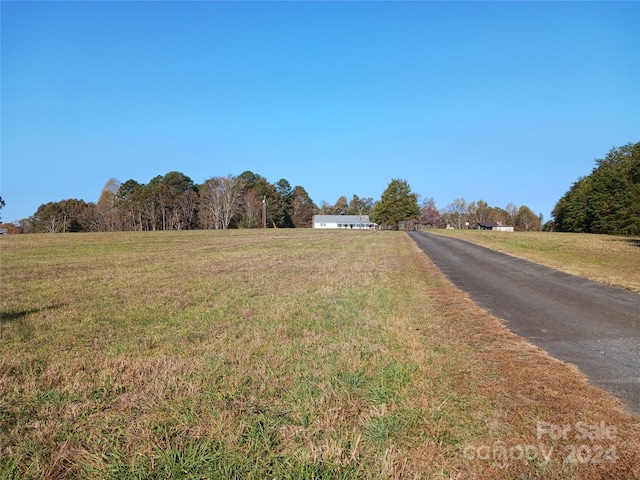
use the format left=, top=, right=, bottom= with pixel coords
left=430, top=229, right=640, bottom=293
left=1, top=230, right=639, bottom=479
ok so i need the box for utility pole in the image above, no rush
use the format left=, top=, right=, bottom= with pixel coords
left=262, top=196, right=266, bottom=229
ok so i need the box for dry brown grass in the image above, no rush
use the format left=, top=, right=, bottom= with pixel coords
left=1, top=230, right=638, bottom=479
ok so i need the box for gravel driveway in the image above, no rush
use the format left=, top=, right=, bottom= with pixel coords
left=408, top=231, right=640, bottom=414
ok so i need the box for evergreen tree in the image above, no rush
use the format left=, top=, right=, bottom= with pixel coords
left=372, top=179, right=420, bottom=230
left=290, top=186, right=318, bottom=227
left=553, top=142, right=640, bottom=235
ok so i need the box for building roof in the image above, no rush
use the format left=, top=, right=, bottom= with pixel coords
left=477, top=221, right=513, bottom=229
left=313, top=215, right=375, bottom=224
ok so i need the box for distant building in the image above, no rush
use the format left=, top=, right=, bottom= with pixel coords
left=0, top=228, right=8, bottom=235
left=312, top=215, right=377, bottom=229
left=476, top=221, right=514, bottom=232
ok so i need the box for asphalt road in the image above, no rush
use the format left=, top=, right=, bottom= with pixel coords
left=408, top=231, right=640, bottom=414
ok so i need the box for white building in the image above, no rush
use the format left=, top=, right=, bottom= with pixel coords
left=476, top=221, right=514, bottom=232
left=312, top=215, right=377, bottom=229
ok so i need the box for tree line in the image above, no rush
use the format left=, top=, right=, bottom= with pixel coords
left=4, top=143, right=638, bottom=234
left=552, top=142, right=640, bottom=235
left=2, top=171, right=547, bottom=233
left=17, top=171, right=315, bottom=233
left=369, top=179, right=541, bottom=232
left=434, top=198, right=541, bottom=232
left=9, top=171, right=382, bottom=233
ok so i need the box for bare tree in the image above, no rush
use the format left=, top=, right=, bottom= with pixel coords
left=43, top=214, right=62, bottom=234
left=178, top=190, right=199, bottom=230
left=97, top=178, right=121, bottom=231
left=319, top=200, right=331, bottom=215
left=468, top=199, right=490, bottom=225
left=516, top=205, right=540, bottom=232
left=505, top=202, right=518, bottom=225
left=142, top=195, right=159, bottom=231
left=443, top=198, right=468, bottom=229
left=200, top=175, right=243, bottom=229
left=241, top=188, right=262, bottom=228
left=200, top=179, right=221, bottom=229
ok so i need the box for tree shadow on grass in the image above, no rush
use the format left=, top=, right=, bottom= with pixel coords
left=1, top=304, right=66, bottom=323
left=616, top=238, right=640, bottom=248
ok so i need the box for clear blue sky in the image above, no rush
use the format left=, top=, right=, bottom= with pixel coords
left=2, top=1, right=639, bottom=224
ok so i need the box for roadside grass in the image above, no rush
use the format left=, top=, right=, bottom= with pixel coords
left=1, top=230, right=639, bottom=479
left=430, top=229, right=640, bottom=292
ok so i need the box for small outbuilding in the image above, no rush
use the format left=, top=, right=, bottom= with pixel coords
left=312, top=215, right=377, bottom=229
left=476, top=221, right=514, bottom=232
